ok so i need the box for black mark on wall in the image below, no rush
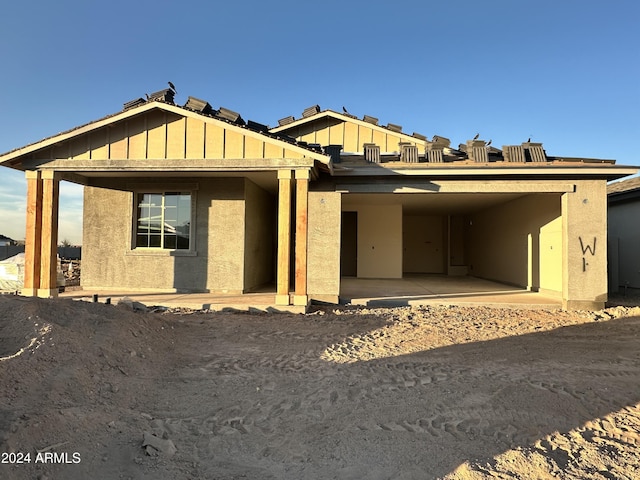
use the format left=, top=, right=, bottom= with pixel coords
left=579, top=236, right=596, bottom=272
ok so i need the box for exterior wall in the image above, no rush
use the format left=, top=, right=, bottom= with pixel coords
left=307, top=191, right=341, bottom=302
left=562, top=180, right=608, bottom=309
left=468, top=194, right=562, bottom=292
left=28, top=109, right=309, bottom=163
left=82, top=178, right=247, bottom=293
left=608, top=200, right=640, bottom=290
left=347, top=203, right=402, bottom=278
left=403, top=215, right=445, bottom=273
left=207, top=178, right=246, bottom=293
left=243, top=179, right=275, bottom=291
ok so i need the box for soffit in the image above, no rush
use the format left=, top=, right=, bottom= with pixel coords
left=341, top=192, right=530, bottom=215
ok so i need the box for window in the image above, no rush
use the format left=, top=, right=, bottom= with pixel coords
left=135, top=192, right=192, bottom=250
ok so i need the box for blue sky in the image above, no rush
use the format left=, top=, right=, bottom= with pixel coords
left=1, top=0, right=638, bottom=244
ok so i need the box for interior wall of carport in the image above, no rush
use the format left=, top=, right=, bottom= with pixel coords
left=466, top=194, right=563, bottom=294
left=341, top=203, right=403, bottom=278
left=82, top=177, right=275, bottom=293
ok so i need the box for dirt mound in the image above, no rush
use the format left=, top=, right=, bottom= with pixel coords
left=0, top=296, right=177, bottom=480
left=1, top=297, right=640, bottom=479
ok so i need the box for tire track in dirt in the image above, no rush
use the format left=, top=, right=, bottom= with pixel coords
left=135, top=307, right=640, bottom=478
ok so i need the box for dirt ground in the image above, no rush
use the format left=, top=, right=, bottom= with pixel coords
left=1, top=294, right=640, bottom=480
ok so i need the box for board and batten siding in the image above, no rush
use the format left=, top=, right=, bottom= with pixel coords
left=27, top=110, right=309, bottom=162
left=283, top=117, right=425, bottom=154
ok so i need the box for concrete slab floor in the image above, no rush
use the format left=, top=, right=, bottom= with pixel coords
left=59, top=289, right=307, bottom=314
left=58, top=275, right=562, bottom=312
left=340, top=275, right=562, bottom=309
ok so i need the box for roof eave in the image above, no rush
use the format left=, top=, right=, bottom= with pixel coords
left=330, top=164, right=639, bottom=180
left=0, top=101, right=163, bottom=167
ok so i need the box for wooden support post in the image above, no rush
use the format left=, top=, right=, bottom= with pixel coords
left=275, top=170, right=292, bottom=305
left=23, top=171, right=43, bottom=296
left=37, top=171, right=60, bottom=298
left=293, top=169, right=310, bottom=306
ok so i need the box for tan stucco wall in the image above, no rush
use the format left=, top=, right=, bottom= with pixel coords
left=608, top=201, right=640, bottom=290
left=307, top=191, right=341, bottom=302
left=203, top=178, right=246, bottom=293
left=403, top=215, right=445, bottom=273
left=82, top=178, right=249, bottom=293
left=348, top=203, right=402, bottom=278
left=562, top=180, right=608, bottom=309
left=467, top=194, right=562, bottom=292
left=243, top=179, right=275, bottom=291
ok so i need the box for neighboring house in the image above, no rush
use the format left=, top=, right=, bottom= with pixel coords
left=0, top=90, right=637, bottom=310
left=0, top=235, right=13, bottom=247
left=608, top=176, right=640, bottom=293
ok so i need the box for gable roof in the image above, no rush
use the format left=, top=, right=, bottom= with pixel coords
left=269, top=108, right=427, bottom=148
left=0, top=99, right=332, bottom=172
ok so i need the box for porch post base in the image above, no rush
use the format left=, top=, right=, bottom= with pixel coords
left=293, top=295, right=308, bottom=306
left=21, top=288, right=38, bottom=297
left=37, top=288, right=59, bottom=298
left=275, top=294, right=290, bottom=306
left=562, top=299, right=605, bottom=310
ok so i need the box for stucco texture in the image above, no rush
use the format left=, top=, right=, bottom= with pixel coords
left=307, top=191, right=341, bottom=302
left=82, top=178, right=275, bottom=294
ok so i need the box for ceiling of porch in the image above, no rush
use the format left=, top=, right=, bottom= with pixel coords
left=341, top=192, right=535, bottom=215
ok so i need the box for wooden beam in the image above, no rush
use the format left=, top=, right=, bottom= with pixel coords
left=37, top=171, right=59, bottom=298
left=22, top=171, right=43, bottom=296
left=275, top=170, right=292, bottom=305
left=294, top=169, right=310, bottom=306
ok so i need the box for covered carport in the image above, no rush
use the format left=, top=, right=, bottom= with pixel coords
left=331, top=168, right=624, bottom=310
